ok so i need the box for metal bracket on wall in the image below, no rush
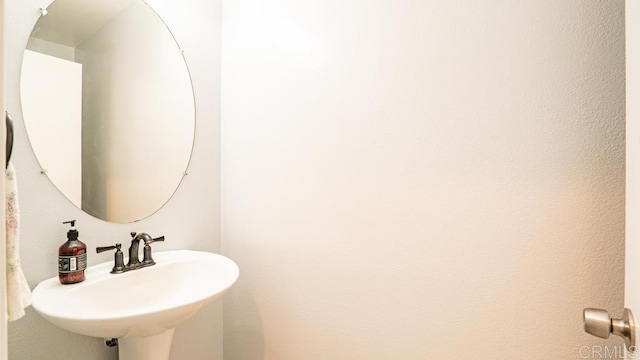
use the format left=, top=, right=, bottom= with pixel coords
left=104, top=338, right=118, bottom=348
left=584, top=308, right=636, bottom=352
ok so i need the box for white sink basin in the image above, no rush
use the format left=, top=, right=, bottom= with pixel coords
left=32, top=250, right=239, bottom=359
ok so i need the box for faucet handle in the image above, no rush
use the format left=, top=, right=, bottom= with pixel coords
left=96, top=243, right=126, bottom=274
left=146, top=236, right=165, bottom=245
left=141, top=235, right=165, bottom=266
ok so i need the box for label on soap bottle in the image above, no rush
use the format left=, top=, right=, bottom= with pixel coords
left=58, top=253, right=87, bottom=273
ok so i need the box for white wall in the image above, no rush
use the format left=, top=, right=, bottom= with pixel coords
left=627, top=0, right=640, bottom=340
left=21, top=50, right=82, bottom=208
left=6, top=0, right=221, bottom=359
left=0, top=0, right=7, bottom=357
left=26, top=38, right=76, bottom=62
left=221, top=1, right=625, bottom=359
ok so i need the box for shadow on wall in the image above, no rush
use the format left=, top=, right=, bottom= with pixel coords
left=224, top=279, right=264, bottom=360
left=9, top=307, right=117, bottom=360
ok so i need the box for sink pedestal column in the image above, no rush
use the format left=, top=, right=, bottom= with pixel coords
left=118, top=329, right=175, bottom=360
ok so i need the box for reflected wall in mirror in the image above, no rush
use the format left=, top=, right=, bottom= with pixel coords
left=20, top=0, right=195, bottom=223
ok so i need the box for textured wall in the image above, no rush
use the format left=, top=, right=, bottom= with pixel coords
left=628, top=0, right=640, bottom=339
left=221, top=0, right=625, bottom=359
left=6, top=0, right=222, bottom=359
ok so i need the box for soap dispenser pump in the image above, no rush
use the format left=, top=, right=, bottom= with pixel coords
left=58, top=220, right=87, bottom=284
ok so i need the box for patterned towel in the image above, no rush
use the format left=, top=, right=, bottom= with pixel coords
left=6, top=163, right=31, bottom=321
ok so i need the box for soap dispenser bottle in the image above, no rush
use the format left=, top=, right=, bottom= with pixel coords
left=58, top=220, right=87, bottom=284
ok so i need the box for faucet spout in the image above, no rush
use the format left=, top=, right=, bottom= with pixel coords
left=127, top=232, right=144, bottom=269
left=127, top=232, right=162, bottom=270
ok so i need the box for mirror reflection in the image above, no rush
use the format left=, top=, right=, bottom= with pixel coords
left=20, top=0, right=195, bottom=223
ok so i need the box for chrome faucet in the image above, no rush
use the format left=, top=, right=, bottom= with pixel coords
left=97, top=232, right=164, bottom=274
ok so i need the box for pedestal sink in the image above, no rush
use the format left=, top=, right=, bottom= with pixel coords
left=31, top=250, right=239, bottom=360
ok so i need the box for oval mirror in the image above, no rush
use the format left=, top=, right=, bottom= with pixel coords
left=20, top=0, right=195, bottom=223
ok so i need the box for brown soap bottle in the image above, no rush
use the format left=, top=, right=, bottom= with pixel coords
left=58, top=220, right=87, bottom=284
